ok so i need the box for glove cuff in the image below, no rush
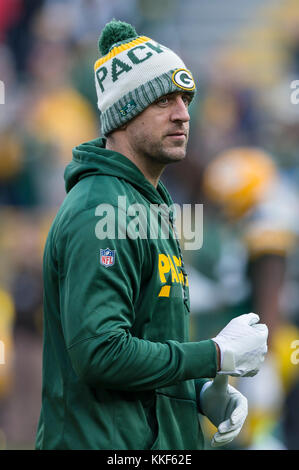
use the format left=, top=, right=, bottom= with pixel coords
left=198, top=380, right=213, bottom=417
left=212, top=337, right=236, bottom=375
left=199, top=380, right=212, bottom=401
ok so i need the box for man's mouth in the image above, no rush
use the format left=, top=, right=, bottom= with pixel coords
left=166, top=131, right=187, bottom=140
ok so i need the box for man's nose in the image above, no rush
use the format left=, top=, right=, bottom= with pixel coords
left=170, top=96, right=190, bottom=123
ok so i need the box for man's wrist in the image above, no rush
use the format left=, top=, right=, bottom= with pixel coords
left=213, top=341, right=221, bottom=371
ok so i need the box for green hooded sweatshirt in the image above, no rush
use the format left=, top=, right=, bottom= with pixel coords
left=35, top=138, right=217, bottom=450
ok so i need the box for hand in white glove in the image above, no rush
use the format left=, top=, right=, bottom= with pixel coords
left=200, top=375, right=248, bottom=447
left=213, top=312, right=268, bottom=377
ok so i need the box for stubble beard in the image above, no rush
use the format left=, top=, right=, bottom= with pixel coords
left=132, top=131, right=189, bottom=165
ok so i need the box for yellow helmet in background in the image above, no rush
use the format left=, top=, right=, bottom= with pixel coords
left=203, top=147, right=277, bottom=219
left=0, top=288, right=15, bottom=398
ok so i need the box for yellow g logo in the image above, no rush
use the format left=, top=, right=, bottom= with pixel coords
left=172, top=68, right=195, bottom=91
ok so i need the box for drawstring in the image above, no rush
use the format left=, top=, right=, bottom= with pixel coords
left=169, top=212, right=190, bottom=312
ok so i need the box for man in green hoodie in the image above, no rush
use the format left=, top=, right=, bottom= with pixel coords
left=36, top=20, right=268, bottom=450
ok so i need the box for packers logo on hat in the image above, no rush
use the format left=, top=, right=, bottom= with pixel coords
left=172, top=68, right=195, bottom=91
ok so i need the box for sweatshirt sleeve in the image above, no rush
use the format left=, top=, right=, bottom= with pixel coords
left=56, top=205, right=217, bottom=391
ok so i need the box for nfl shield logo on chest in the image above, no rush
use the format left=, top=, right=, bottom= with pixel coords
left=100, top=248, right=116, bottom=268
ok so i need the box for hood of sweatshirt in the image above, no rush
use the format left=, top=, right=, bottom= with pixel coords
left=64, top=138, right=174, bottom=208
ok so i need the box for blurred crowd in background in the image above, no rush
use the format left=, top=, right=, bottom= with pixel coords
left=0, top=0, right=299, bottom=450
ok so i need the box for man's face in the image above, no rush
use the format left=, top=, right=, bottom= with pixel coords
left=124, top=91, right=192, bottom=165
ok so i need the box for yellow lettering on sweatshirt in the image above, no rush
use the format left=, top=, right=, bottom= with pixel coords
left=158, top=253, right=189, bottom=298
left=158, top=254, right=170, bottom=283
left=167, top=254, right=179, bottom=283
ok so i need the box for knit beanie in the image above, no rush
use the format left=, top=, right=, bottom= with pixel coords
left=94, top=20, right=196, bottom=136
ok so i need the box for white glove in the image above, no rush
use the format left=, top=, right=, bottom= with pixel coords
left=213, top=313, right=268, bottom=377
left=200, top=375, right=248, bottom=447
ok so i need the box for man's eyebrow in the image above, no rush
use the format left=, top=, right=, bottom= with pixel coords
left=153, top=92, right=192, bottom=104
left=155, top=93, right=172, bottom=100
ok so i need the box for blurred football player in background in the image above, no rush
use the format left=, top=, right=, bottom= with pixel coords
left=187, top=146, right=299, bottom=449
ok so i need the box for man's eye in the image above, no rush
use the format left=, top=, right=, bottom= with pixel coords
left=157, top=97, right=169, bottom=105
left=182, top=95, right=191, bottom=106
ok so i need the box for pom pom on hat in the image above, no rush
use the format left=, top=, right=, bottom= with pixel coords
left=98, top=19, right=138, bottom=56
